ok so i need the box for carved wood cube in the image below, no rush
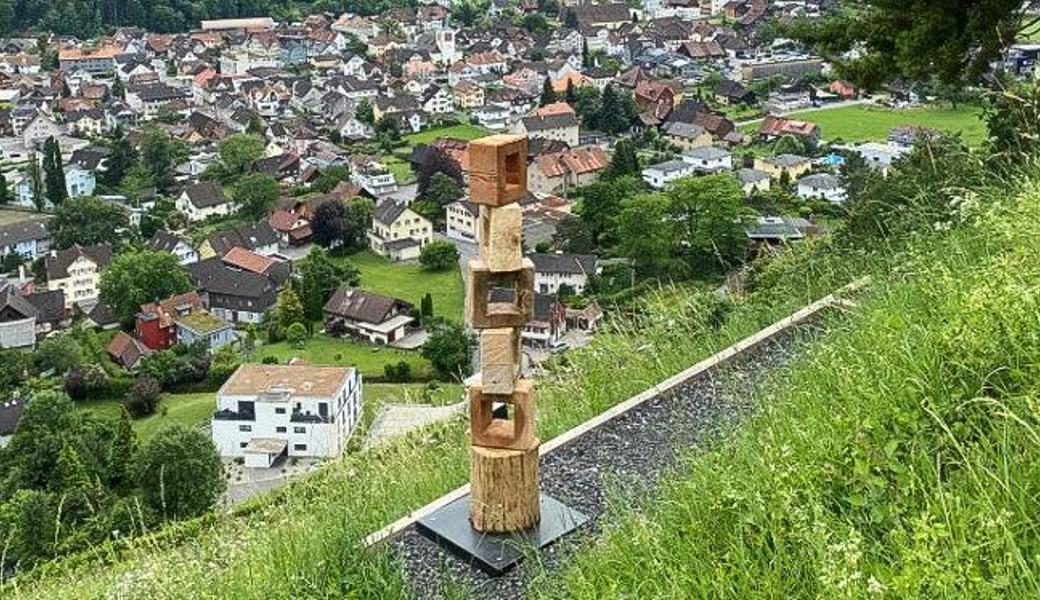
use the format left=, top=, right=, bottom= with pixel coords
left=480, top=327, right=521, bottom=395
left=468, top=135, right=527, bottom=207
left=469, top=378, right=537, bottom=451
left=466, top=259, right=535, bottom=329
left=478, top=204, right=524, bottom=272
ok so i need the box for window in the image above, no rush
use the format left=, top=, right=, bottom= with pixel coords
left=293, top=443, right=307, bottom=452
left=239, top=424, right=252, bottom=432
left=275, top=407, right=286, bottom=415
left=240, top=442, right=248, bottom=448
left=294, top=426, right=306, bottom=434
left=276, top=426, right=287, bottom=433
left=318, top=402, right=329, bottom=418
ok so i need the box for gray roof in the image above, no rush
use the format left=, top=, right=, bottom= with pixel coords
left=683, top=146, right=730, bottom=160
left=527, top=253, right=597, bottom=276
left=0, top=219, right=49, bottom=248
left=323, top=286, right=411, bottom=324
left=0, top=283, right=36, bottom=319
left=522, top=112, right=578, bottom=132
left=372, top=200, right=409, bottom=226
left=798, top=173, right=841, bottom=189
left=205, top=221, right=279, bottom=256
left=181, top=181, right=229, bottom=209
left=661, top=121, right=706, bottom=139
left=766, top=154, right=810, bottom=167
left=646, top=159, right=692, bottom=174
left=146, top=230, right=192, bottom=253
left=188, top=257, right=277, bottom=301
left=45, top=244, right=112, bottom=281
left=736, top=168, right=770, bottom=184
left=0, top=398, right=25, bottom=436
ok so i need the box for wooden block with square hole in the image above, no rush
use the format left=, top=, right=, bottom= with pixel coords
left=480, top=327, right=521, bottom=395
left=478, top=204, right=523, bottom=272
left=468, top=378, right=536, bottom=450
left=466, top=258, right=535, bottom=329
left=468, top=135, right=527, bottom=207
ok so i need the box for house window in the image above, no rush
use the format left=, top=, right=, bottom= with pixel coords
left=293, top=443, right=307, bottom=452
left=275, top=407, right=286, bottom=414
left=276, top=426, right=287, bottom=433
left=239, top=425, right=252, bottom=432
left=240, top=442, right=248, bottom=448
left=318, top=402, right=328, bottom=418
left=294, top=426, right=306, bottom=433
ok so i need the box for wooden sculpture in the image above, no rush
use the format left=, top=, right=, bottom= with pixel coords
left=465, top=134, right=540, bottom=533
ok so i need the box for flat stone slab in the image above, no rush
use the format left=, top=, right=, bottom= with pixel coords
left=416, top=493, right=588, bottom=575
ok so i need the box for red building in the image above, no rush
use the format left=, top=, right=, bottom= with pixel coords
left=135, top=291, right=204, bottom=350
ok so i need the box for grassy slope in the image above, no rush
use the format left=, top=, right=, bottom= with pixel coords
left=10, top=273, right=857, bottom=597
left=545, top=187, right=1040, bottom=597
left=741, top=104, right=987, bottom=145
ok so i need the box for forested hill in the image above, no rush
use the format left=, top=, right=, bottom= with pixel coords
left=0, top=0, right=413, bottom=38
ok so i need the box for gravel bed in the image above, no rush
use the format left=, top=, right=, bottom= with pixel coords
left=391, top=323, right=823, bottom=599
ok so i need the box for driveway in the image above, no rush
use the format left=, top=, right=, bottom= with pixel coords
left=222, top=456, right=322, bottom=506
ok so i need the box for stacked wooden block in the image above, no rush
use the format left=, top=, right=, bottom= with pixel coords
left=465, top=134, right=540, bottom=533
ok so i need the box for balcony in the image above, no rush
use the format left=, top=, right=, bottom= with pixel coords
left=213, top=408, right=255, bottom=421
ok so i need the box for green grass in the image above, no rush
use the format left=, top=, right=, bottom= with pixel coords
left=382, top=154, right=415, bottom=185
left=740, top=104, right=987, bottom=145
left=252, top=334, right=434, bottom=380
left=402, top=123, right=488, bottom=146
left=21, top=172, right=1040, bottom=597
left=78, top=391, right=215, bottom=441
left=342, top=250, right=465, bottom=322
left=541, top=186, right=1040, bottom=597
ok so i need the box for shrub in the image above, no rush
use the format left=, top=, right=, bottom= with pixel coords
left=419, top=239, right=459, bottom=271
left=123, top=377, right=162, bottom=417
left=285, top=322, right=308, bottom=348
left=383, top=360, right=411, bottom=382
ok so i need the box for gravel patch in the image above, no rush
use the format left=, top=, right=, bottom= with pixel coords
left=391, top=323, right=823, bottom=599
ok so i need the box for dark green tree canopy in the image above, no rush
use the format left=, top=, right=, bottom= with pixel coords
left=791, top=0, right=1025, bottom=87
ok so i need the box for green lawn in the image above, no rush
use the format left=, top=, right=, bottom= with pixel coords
left=252, top=334, right=433, bottom=379
left=382, top=154, right=415, bottom=184
left=743, top=104, right=987, bottom=145
left=402, top=123, right=489, bottom=146
left=342, top=250, right=464, bottom=322
left=79, top=391, right=216, bottom=441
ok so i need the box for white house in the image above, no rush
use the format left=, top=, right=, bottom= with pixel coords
left=527, top=253, right=599, bottom=294
left=516, top=102, right=580, bottom=147
left=445, top=200, right=479, bottom=242
left=212, top=364, right=363, bottom=467
left=349, top=159, right=398, bottom=197
left=368, top=200, right=433, bottom=261
left=322, top=287, right=415, bottom=345
left=642, top=159, right=696, bottom=189
left=45, top=243, right=112, bottom=309
left=0, top=220, right=50, bottom=260
left=736, top=168, right=771, bottom=195
left=146, top=230, right=199, bottom=265
left=681, top=147, right=732, bottom=173
left=796, top=173, right=847, bottom=204
left=176, top=181, right=236, bottom=222
left=854, top=142, right=910, bottom=174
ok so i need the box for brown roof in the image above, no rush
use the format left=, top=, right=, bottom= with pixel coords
left=322, top=286, right=411, bottom=324
left=221, top=363, right=354, bottom=397
left=139, top=291, right=203, bottom=328
left=759, top=115, right=819, bottom=138
left=222, top=247, right=276, bottom=274
left=106, top=331, right=150, bottom=369
left=534, top=146, right=609, bottom=178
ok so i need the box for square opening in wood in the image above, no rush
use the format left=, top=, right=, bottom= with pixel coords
left=467, top=259, right=534, bottom=329
left=469, top=379, right=536, bottom=451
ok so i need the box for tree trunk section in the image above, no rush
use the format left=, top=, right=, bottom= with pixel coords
left=469, top=444, right=540, bottom=532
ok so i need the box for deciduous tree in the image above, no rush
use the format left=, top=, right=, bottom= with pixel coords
left=133, top=424, right=224, bottom=520
left=98, top=249, right=193, bottom=323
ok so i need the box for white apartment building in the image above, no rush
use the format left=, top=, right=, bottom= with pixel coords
left=445, top=200, right=479, bottom=242
left=642, top=159, right=696, bottom=189
left=45, top=244, right=112, bottom=309
left=212, top=364, right=363, bottom=467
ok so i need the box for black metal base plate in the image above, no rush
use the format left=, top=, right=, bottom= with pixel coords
left=415, top=493, right=588, bottom=575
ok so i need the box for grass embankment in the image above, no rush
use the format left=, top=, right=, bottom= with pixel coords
left=545, top=186, right=1040, bottom=597
left=741, top=104, right=987, bottom=145
left=8, top=272, right=853, bottom=597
